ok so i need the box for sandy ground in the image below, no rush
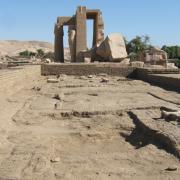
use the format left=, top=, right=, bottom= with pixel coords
left=0, top=65, right=179, bottom=180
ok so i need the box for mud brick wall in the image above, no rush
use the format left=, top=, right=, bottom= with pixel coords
left=41, top=63, right=136, bottom=77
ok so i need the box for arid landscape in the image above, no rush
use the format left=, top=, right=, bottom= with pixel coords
left=0, top=41, right=71, bottom=63
left=0, top=40, right=53, bottom=56
left=0, top=1, right=180, bottom=179
left=0, top=65, right=179, bottom=179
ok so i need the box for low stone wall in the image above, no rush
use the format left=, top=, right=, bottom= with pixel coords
left=136, top=68, right=180, bottom=75
left=141, top=74, right=180, bottom=92
left=41, top=63, right=136, bottom=77
left=41, top=63, right=180, bottom=92
left=136, top=68, right=180, bottom=92
left=0, top=63, right=8, bottom=69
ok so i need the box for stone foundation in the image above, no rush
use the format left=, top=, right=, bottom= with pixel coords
left=136, top=68, right=180, bottom=92
left=41, top=63, right=135, bottom=77
left=41, top=63, right=180, bottom=92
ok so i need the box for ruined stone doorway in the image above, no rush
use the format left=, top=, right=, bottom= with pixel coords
left=63, top=26, right=71, bottom=62
left=54, top=6, right=104, bottom=62
left=87, top=20, right=94, bottom=49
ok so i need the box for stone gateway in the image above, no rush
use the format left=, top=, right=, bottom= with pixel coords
left=54, top=6, right=104, bottom=63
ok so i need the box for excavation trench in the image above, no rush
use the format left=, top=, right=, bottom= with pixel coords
left=1, top=66, right=180, bottom=179
left=127, top=111, right=180, bottom=159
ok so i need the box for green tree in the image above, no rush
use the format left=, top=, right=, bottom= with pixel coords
left=162, top=45, right=180, bottom=59
left=126, top=35, right=151, bottom=61
left=37, top=49, right=45, bottom=58
left=43, top=52, right=54, bottom=60
left=19, top=50, right=30, bottom=57
left=29, top=52, right=37, bottom=56
left=19, top=50, right=37, bottom=57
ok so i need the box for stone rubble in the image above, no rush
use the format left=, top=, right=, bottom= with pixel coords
left=47, top=78, right=59, bottom=83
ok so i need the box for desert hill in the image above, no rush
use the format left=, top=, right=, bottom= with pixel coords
left=0, top=40, right=53, bottom=56
left=0, top=40, right=71, bottom=62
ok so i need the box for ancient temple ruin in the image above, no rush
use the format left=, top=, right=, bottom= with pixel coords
left=54, top=6, right=104, bottom=62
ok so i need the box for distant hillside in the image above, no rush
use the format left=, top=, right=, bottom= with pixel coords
left=0, top=40, right=53, bottom=56
left=0, top=40, right=71, bottom=62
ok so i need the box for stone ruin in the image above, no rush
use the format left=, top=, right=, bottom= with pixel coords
left=53, top=6, right=175, bottom=69
left=54, top=6, right=127, bottom=63
left=144, top=47, right=168, bottom=66
left=54, top=6, right=104, bottom=62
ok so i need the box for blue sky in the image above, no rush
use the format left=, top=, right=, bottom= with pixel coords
left=0, top=0, right=179, bottom=47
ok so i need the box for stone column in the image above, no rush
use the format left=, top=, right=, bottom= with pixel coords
left=68, top=26, right=76, bottom=62
left=75, top=6, right=87, bottom=62
left=54, top=24, right=64, bottom=63
left=97, top=12, right=105, bottom=46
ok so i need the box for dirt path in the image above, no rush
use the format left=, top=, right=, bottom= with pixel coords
left=0, top=66, right=179, bottom=180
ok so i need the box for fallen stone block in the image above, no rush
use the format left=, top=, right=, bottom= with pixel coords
left=88, top=75, right=93, bottom=79
left=47, top=78, right=59, bottom=83
left=166, top=63, right=178, bottom=69
left=97, top=73, right=107, bottom=77
left=100, top=78, right=109, bottom=83
left=50, top=157, right=60, bottom=163
left=165, top=166, right=178, bottom=171
left=161, top=110, right=180, bottom=121
left=96, top=33, right=127, bottom=62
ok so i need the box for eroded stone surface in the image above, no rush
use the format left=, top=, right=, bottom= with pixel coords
left=96, top=33, right=127, bottom=61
